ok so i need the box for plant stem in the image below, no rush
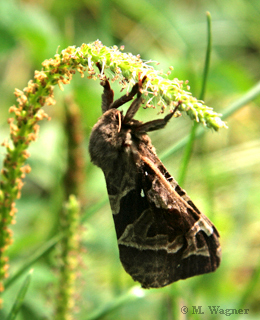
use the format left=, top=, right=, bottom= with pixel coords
left=178, top=12, right=212, bottom=185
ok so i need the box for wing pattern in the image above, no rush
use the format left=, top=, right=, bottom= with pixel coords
left=105, top=140, right=221, bottom=288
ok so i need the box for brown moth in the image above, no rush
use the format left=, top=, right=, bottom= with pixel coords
left=89, top=76, right=221, bottom=288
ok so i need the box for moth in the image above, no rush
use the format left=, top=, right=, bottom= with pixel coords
left=89, top=76, right=221, bottom=289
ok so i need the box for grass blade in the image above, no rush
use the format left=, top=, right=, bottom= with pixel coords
left=86, top=286, right=146, bottom=320
left=4, top=198, right=107, bottom=291
left=6, top=269, right=33, bottom=320
left=177, top=12, right=212, bottom=185
left=5, top=235, right=61, bottom=291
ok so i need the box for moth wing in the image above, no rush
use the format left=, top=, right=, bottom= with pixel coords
left=109, top=151, right=221, bottom=288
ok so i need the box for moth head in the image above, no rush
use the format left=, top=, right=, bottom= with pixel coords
left=89, top=108, right=129, bottom=170
left=100, top=108, right=123, bottom=132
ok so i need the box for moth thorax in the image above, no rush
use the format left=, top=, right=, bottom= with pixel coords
left=124, top=131, right=132, bottom=147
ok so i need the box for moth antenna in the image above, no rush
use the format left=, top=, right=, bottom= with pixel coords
left=117, top=110, right=122, bottom=132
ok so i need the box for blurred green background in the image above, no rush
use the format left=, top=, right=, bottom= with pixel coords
left=0, top=0, right=260, bottom=319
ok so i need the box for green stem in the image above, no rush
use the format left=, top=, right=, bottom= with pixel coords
left=178, top=12, right=212, bottom=185
left=55, top=195, right=80, bottom=320
left=199, top=12, right=212, bottom=101
left=177, top=122, right=199, bottom=186
left=222, top=80, right=260, bottom=120
left=234, top=257, right=260, bottom=319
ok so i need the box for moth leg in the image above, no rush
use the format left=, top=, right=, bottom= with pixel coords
left=135, top=113, right=174, bottom=133
left=95, top=62, right=114, bottom=113
left=110, top=76, right=147, bottom=110
left=123, top=91, right=144, bottom=123
left=135, top=103, right=180, bottom=133
left=109, top=83, right=140, bottom=110
left=101, top=79, right=140, bottom=113
left=101, top=79, right=114, bottom=113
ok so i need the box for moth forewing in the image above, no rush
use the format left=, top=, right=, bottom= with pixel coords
left=88, top=77, right=221, bottom=289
